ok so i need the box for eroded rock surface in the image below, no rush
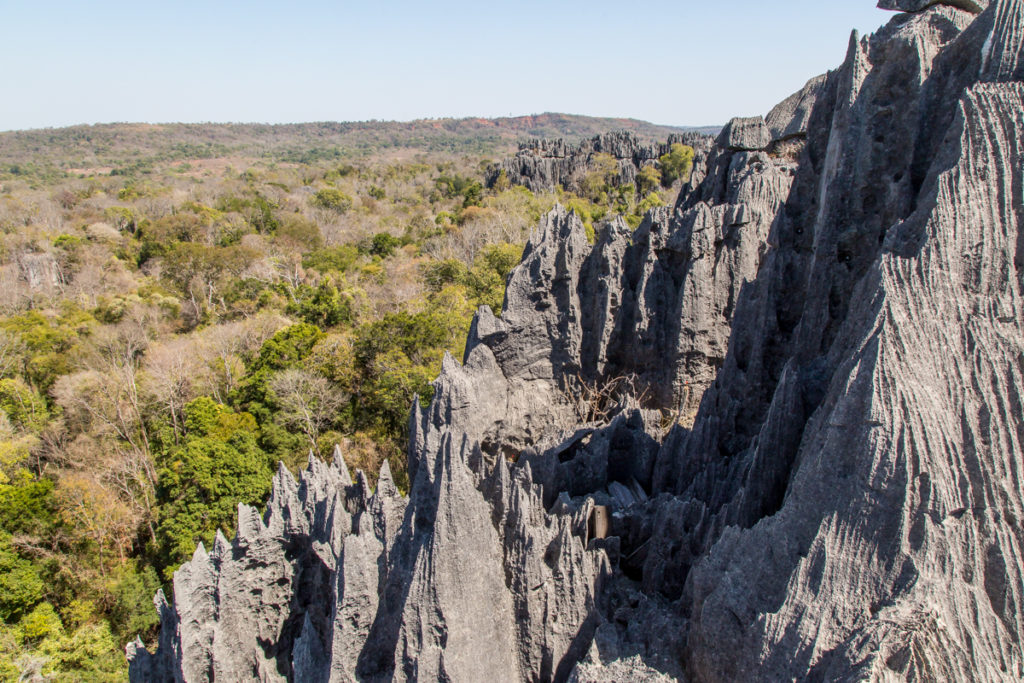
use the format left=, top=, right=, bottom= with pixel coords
left=485, top=131, right=714, bottom=196
left=879, top=0, right=988, bottom=13
left=765, top=74, right=827, bottom=143
left=131, top=2, right=1024, bottom=680
left=716, top=117, right=769, bottom=151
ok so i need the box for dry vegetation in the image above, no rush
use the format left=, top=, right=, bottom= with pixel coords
left=0, top=119, right=688, bottom=679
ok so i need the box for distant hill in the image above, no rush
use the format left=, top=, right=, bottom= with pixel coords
left=0, top=114, right=718, bottom=179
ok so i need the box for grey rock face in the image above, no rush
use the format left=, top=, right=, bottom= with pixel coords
left=879, top=0, right=988, bottom=13
left=670, top=3, right=1024, bottom=680
left=486, top=131, right=714, bottom=195
left=765, top=74, right=827, bottom=143
left=132, top=2, right=1024, bottom=681
left=18, top=252, right=62, bottom=291
left=715, top=116, right=769, bottom=151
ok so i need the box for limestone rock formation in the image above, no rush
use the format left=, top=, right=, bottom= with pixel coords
left=485, top=131, right=714, bottom=196
left=765, top=74, right=827, bottom=143
left=716, top=117, right=769, bottom=151
left=131, top=2, right=1024, bottom=680
left=879, top=0, right=988, bottom=13
left=17, top=252, right=62, bottom=292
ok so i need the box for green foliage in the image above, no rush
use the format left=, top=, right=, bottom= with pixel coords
left=289, top=279, right=354, bottom=329
left=38, top=620, right=125, bottom=681
left=0, top=470, right=56, bottom=536
left=559, top=196, right=602, bottom=243
left=0, top=625, right=18, bottom=680
left=159, top=242, right=259, bottom=297
left=0, top=534, right=45, bottom=622
left=215, top=193, right=280, bottom=233
left=637, top=164, right=661, bottom=195
left=21, top=602, right=62, bottom=642
left=636, top=191, right=666, bottom=216
left=355, top=311, right=453, bottom=368
left=53, top=234, right=83, bottom=251
left=461, top=182, right=482, bottom=208
left=303, top=244, right=361, bottom=274
left=659, top=143, right=694, bottom=187
left=180, top=201, right=224, bottom=223
left=610, top=183, right=635, bottom=215
left=276, top=214, right=323, bottom=250
left=279, top=147, right=344, bottom=164
left=232, top=323, right=326, bottom=447
left=0, top=115, right=654, bottom=670
left=435, top=174, right=482, bottom=207
left=250, top=323, right=325, bottom=375
left=0, top=377, right=49, bottom=432
left=156, top=397, right=271, bottom=576
left=580, top=153, right=619, bottom=203
left=346, top=290, right=483, bottom=434
left=107, top=563, right=161, bottom=642
left=363, top=349, right=437, bottom=432
left=183, top=395, right=259, bottom=440
left=221, top=278, right=281, bottom=317
left=493, top=169, right=511, bottom=192
left=352, top=309, right=466, bottom=431
left=0, top=308, right=92, bottom=393
left=421, top=259, right=469, bottom=292
left=312, top=188, right=353, bottom=212
left=104, top=206, right=140, bottom=233
left=255, top=422, right=305, bottom=467
left=0, top=602, right=127, bottom=681
left=362, top=232, right=402, bottom=259
left=464, top=243, right=522, bottom=312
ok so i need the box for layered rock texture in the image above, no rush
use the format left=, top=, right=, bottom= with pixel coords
left=484, top=131, right=714, bottom=196
left=131, top=1, right=1024, bottom=680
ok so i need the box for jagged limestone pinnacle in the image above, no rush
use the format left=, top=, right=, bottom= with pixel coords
left=130, top=4, right=1024, bottom=679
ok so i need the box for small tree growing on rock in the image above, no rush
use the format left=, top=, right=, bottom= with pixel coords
left=658, top=143, right=695, bottom=187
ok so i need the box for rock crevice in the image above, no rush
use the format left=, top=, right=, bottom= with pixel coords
left=131, top=3, right=1024, bottom=680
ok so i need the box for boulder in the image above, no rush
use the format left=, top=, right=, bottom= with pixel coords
left=716, top=116, right=770, bottom=151
left=765, top=74, right=827, bottom=142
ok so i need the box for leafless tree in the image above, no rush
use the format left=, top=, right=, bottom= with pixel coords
left=142, top=337, right=202, bottom=442
left=52, top=324, right=158, bottom=544
left=269, top=368, right=346, bottom=455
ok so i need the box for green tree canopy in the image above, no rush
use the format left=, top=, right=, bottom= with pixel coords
left=311, top=188, right=353, bottom=212
left=155, top=397, right=271, bottom=576
left=636, top=164, right=661, bottom=196
left=0, top=534, right=45, bottom=622
left=0, top=378, right=49, bottom=432
left=659, top=143, right=695, bottom=187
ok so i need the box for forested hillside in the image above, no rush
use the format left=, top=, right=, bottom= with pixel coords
left=0, top=115, right=705, bottom=183
left=0, top=119, right=694, bottom=679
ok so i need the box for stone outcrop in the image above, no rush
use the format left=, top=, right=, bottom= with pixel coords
left=131, top=2, right=1024, bottom=680
left=765, top=74, right=828, bottom=143
left=17, top=252, right=62, bottom=292
left=716, top=117, right=769, bottom=151
left=486, top=131, right=714, bottom=196
left=879, top=0, right=988, bottom=12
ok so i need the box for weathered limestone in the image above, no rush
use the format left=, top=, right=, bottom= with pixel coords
left=486, top=131, right=714, bottom=195
left=716, top=116, right=769, bottom=151
left=131, top=2, right=1024, bottom=680
left=879, top=0, right=988, bottom=12
left=765, top=74, right=827, bottom=142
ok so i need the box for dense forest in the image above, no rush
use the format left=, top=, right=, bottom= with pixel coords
left=0, top=119, right=694, bottom=680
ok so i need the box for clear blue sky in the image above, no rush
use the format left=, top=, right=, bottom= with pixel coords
left=0, top=1, right=891, bottom=132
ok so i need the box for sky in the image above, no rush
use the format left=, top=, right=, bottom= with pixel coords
left=0, top=1, right=891, bottom=132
